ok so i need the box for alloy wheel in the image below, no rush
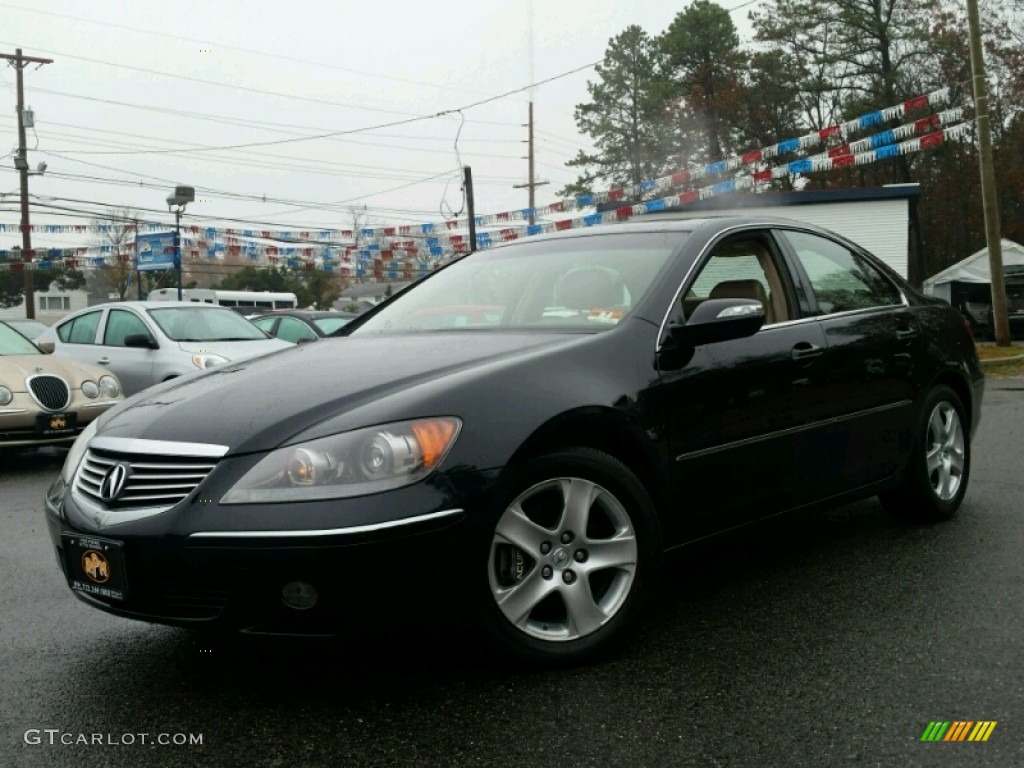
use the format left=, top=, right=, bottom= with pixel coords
left=926, top=401, right=965, bottom=501
left=488, top=477, right=638, bottom=642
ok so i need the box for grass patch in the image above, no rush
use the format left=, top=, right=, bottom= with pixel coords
left=984, top=358, right=1024, bottom=378
left=976, top=343, right=1024, bottom=361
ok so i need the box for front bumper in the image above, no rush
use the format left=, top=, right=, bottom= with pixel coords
left=0, top=394, right=119, bottom=447
left=45, top=467, right=501, bottom=633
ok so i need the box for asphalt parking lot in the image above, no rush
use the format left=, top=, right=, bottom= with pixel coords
left=1, top=378, right=1023, bottom=768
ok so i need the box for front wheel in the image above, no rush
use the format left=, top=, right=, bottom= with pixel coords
left=480, top=448, right=659, bottom=665
left=881, top=385, right=970, bottom=521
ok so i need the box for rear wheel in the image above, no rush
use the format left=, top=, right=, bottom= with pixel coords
left=481, top=448, right=659, bottom=665
left=881, top=385, right=970, bottom=521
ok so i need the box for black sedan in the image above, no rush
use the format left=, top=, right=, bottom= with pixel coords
left=45, top=216, right=984, bottom=664
left=248, top=309, right=357, bottom=343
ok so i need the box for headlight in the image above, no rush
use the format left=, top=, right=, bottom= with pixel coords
left=81, top=380, right=99, bottom=399
left=221, top=417, right=462, bottom=504
left=61, top=417, right=99, bottom=483
left=0, top=385, right=12, bottom=406
left=99, top=375, right=120, bottom=398
left=193, top=353, right=229, bottom=369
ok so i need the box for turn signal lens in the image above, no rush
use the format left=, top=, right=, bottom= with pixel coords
left=411, top=418, right=459, bottom=469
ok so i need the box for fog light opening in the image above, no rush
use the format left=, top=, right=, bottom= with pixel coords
left=281, top=581, right=319, bottom=610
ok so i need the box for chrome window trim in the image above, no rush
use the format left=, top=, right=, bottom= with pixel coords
left=655, top=222, right=783, bottom=351
left=26, top=373, right=71, bottom=412
left=656, top=223, right=913, bottom=352
left=769, top=302, right=910, bottom=329
left=773, top=225, right=910, bottom=313
left=189, top=507, right=466, bottom=539
left=89, top=436, right=229, bottom=458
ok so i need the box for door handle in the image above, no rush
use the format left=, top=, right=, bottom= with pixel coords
left=97, top=358, right=110, bottom=365
left=791, top=342, right=824, bottom=361
left=895, top=324, right=920, bottom=340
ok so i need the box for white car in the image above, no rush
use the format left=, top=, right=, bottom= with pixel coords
left=36, top=301, right=292, bottom=396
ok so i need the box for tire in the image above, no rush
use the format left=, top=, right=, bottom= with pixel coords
left=479, top=448, right=660, bottom=665
left=881, top=385, right=971, bottom=521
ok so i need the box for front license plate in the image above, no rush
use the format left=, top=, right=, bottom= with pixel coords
left=37, top=412, right=77, bottom=436
left=62, top=534, right=127, bottom=601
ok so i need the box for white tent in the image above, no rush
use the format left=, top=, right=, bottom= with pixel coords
left=923, top=239, right=1024, bottom=301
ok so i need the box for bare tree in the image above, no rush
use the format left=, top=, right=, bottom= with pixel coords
left=87, top=209, right=138, bottom=301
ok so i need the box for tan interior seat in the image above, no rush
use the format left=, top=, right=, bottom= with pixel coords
left=709, top=279, right=773, bottom=323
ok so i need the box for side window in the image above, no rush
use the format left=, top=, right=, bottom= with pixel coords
left=58, top=311, right=102, bottom=344
left=685, top=236, right=791, bottom=325
left=103, top=309, right=152, bottom=347
left=276, top=317, right=318, bottom=344
left=782, top=231, right=902, bottom=314
left=251, top=316, right=277, bottom=334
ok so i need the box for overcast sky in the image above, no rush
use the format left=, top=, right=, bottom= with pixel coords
left=1, top=0, right=758, bottom=250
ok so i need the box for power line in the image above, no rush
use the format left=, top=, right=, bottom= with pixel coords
left=15, top=55, right=599, bottom=156
left=28, top=88, right=521, bottom=142
left=0, top=2, right=532, bottom=102
left=0, top=117, right=525, bottom=163
left=0, top=41, right=531, bottom=128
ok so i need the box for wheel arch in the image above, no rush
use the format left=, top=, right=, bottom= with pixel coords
left=503, top=407, right=667, bottom=516
left=926, top=367, right=974, bottom=431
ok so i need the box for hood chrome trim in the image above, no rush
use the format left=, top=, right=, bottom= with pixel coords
left=89, top=436, right=229, bottom=458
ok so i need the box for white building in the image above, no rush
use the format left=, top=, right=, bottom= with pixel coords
left=0, top=289, right=90, bottom=326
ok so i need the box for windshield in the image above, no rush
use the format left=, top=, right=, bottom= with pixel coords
left=351, top=232, right=684, bottom=336
left=0, top=322, right=41, bottom=355
left=147, top=306, right=271, bottom=342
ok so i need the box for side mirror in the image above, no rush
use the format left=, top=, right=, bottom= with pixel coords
left=671, top=298, right=765, bottom=346
left=37, top=341, right=55, bottom=354
left=124, top=333, right=158, bottom=349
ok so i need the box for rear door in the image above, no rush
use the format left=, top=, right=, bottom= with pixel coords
left=53, top=309, right=104, bottom=364
left=775, top=228, right=921, bottom=495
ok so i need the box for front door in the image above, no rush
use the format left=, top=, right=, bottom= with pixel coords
left=656, top=229, right=834, bottom=544
left=98, top=308, right=158, bottom=396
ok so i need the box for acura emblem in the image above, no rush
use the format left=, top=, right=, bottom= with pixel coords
left=99, top=464, right=130, bottom=502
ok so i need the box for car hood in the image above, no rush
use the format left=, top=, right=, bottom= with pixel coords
left=174, top=338, right=292, bottom=357
left=1, top=354, right=112, bottom=390
left=96, top=332, right=582, bottom=453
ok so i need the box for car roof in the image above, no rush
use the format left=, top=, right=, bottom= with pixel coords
left=68, top=300, right=236, bottom=313
left=252, top=310, right=355, bottom=318
left=483, top=214, right=837, bottom=244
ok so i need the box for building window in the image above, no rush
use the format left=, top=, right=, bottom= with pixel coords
left=38, top=296, right=71, bottom=310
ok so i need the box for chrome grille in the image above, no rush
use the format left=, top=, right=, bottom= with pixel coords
left=28, top=374, right=70, bottom=411
left=75, top=448, right=218, bottom=511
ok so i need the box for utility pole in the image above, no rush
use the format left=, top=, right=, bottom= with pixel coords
left=1, top=49, right=53, bottom=320
left=966, top=0, right=1011, bottom=346
left=513, top=102, right=549, bottom=225
left=464, top=165, right=476, bottom=254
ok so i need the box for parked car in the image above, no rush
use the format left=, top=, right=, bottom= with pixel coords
left=0, top=320, right=123, bottom=447
left=36, top=301, right=292, bottom=396
left=46, top=217, right=983, bottom=664
left=3, top=318, right=50, bottom=341
left=248, top=309, right=357, bottom=344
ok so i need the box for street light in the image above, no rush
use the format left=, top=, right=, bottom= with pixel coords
left=165, top=185, right=194, bottom=300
